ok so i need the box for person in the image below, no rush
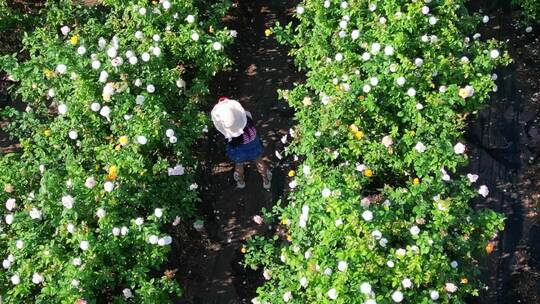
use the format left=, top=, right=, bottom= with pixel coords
left=211, top=97, right=271, bottom=190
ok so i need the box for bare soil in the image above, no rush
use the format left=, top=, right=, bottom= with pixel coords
left=466, top=1, right=540, bottom=303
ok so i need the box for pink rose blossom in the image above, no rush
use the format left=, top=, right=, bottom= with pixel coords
left=253, top=215, right=264, bottom=225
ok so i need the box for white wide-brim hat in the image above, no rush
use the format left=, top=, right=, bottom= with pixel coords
left=211, top=98, right=247, bottom=139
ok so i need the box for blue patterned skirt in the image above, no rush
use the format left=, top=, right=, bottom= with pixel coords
left=226, top=137, right=263, bottom=163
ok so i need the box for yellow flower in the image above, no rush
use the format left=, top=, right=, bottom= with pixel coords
left=288, top=170, right=295, bottom=177
left=364, top=169, right=373, bottom=177
left=286, top=235, right=293, bottom=241
left=281, top=218, right=288, bottom=225
left=152, top=0, right=158, bottom=4
left=119, top=136, right=129, bottom=146
left=43, top=129, right=51, bottom=137
left=240, top=247, right=247, bottom=254
left=107, top=165, right=118, bottom=180
left=70, top=35, right=79, bottom=45
left=358, top=95, right=365, bottom=101
left=460, top=278, right=468, bottom=284
left=44, top=69, right=54, bottom=78
left=413, top=178, right=420, bottom=185
left=209, top=26, right=215, bottom=33
left=486, top=241, right=494, bottom=254
left=264, top=29, right=272, bottom=37
left=114, top=144, right=121, bottom=151
left=354, top=131, right=364, bottom=140
left=4, top=183, right=14, bottom=193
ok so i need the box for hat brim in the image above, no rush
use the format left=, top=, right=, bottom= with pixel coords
left=211, top=99, right=247, bottom=139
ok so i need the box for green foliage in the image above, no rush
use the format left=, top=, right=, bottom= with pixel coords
left=0, top=0, right=42, bottom=32
left=513, top=0, right=540, bottom=23
left=246, top=1, right=509, bottom=303
left=0, top=0, right=232, bottom=302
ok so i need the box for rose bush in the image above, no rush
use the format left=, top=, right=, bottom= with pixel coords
left=0, top=0, right=42, bottom=33
left=0, top=0, right=19, bottom=31
left=513, top=0, right=540, bottom=23
left=246, top=1, right=510, bottom=303
left=0, top=0, right=231, bottom=302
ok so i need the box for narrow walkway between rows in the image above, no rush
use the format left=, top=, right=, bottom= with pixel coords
left=173, top=1, right=300, bottom=303
left=466, top=1, right=540, bottom=303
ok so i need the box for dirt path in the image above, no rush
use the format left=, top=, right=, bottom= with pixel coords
left=172, top=1, right=300, bottom=303
left=466, top=1, right=540, bottom=303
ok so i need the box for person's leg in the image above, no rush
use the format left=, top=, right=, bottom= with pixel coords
left=255, top=157, right=271, bottom=188
left=234, top=162, right=246, bottom=188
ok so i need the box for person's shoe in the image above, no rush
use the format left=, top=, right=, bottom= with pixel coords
left=263, top=170, right=272, bottom=190
left=233, top=172, right=246, bottom=189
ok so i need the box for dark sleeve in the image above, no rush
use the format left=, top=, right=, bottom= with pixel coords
left=246, top=116, right=254, bottom=128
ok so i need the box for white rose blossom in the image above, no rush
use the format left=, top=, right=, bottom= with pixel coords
left=32, top=273, right=44, bottom=284
left=283, top=291, right=292, bottom=302
left=327, top=288, right=338, bottom=300
left=454, top=142, right=466, bottom=154
left=62, top=195, right=74, bottom=209
left=478, top=185, right=489, bottom=197
left=60, top=25, right=70, bottom=36
left=300, top=276, right=308, bottom=287
left=2, top=259, right=11, bottom=269
left=402, top=278, right=412, bottom=288
left=362, top=210, right=373, bottom=221
left=338, top=261, right=347, bottom=272
left=137, top=135, right=148, bottom=145
left=104, top=181, right=114, bottom=192
left=392, top=291, right=404, bottom=302
left=213, top=42, right=223, bottom=51
left=467, top=174, right=479, bottom=183
left=123, top=288, right=133, bottom=298
left=322, top=188, right=331, bottom=198
left=360, top=282, right=372, bottom=294
left=6, top=198, right=16, bottom=210
left=445, top=282, right=458, bottom=293
left=80, top=241, right=89, bottom=251
left=29, top=208, right=42, bottom=220
left=415, top=142, right=426, bottom=153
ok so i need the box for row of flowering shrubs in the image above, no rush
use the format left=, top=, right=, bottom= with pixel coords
left=246, top=1, right=510, bottom=303
left=0, top=0, right=231, bottom=302
left=513, top=0, right=540, bottom=23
